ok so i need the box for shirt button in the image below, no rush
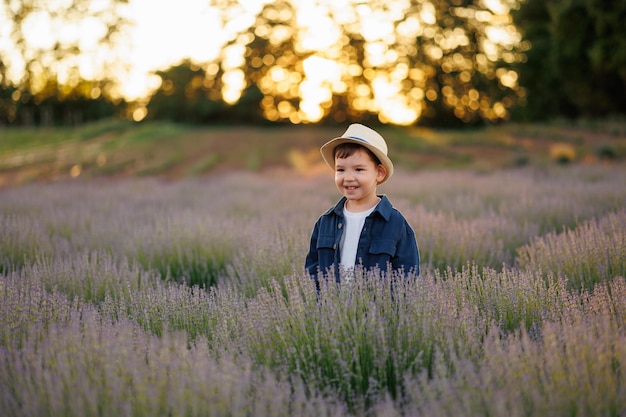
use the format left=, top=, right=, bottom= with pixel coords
left=338, top=223, right=343, bottom=229
left=333, top=244, right=337, bottom=250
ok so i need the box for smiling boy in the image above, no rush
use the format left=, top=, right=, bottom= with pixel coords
left=305, top=123, right=420, bottom=287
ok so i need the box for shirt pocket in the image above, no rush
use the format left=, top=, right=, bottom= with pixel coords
left=368, top=239, right=396, bottom=267
left=370, top=239, right=397, bottom=256
left=317, top=235, right=336, bottom=251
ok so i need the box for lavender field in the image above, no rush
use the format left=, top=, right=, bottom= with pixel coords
left=1, top=165, right=625, bottom=416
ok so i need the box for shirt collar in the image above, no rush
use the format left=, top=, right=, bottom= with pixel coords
left=326, top=195, right=392, bottom=221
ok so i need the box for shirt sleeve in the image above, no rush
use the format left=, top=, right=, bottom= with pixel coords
left=392, top=221, right=420, bottom=276
left=304, top=220, right=320, bottom=277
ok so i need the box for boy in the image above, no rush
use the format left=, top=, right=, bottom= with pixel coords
left=305, top=123, right=419, bottom=287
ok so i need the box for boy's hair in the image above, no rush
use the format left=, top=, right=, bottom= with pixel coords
left=334, top=142, right=382, bottom=166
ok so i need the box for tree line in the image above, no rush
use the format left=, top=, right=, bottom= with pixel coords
left=0, top=0, right=624, bottom=127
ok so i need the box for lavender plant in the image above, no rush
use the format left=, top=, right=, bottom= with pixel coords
left=0, top=294, right=346, bottom=417
left=390, top=166, right=626, bottom=271
left=1, top=165, right=625, bottom=415
left=517, top=209, right=626, bottom=291
left=399, top=276, right=626, bottom=417
left=0, top=272, right=75, bottom=348
left=18, top=251, right=161, bottom=304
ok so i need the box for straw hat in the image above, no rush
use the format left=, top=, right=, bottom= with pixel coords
left=320, top=123, right=394, bottom=183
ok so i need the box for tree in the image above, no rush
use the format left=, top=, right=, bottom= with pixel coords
left=146, top=61, right=265, bottom=124
left=205, top=0, right=527, bottom=126
left=0, top=0, right=129, bottom=125
left=512, top=0, right=626, bottom=120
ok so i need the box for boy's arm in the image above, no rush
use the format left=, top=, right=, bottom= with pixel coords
left=393, top=226, right=420, bottom=276
left=304, top=222, right=324, bottom=293
left=304, top=222, right=320, bottom=276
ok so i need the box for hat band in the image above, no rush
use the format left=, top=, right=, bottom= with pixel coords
left=346, top=135, right=387, bottom=157
left=347, top=135, right=368, bottom=144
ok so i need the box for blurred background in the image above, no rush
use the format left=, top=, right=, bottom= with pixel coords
left=1, top=0, right=624, bottom=128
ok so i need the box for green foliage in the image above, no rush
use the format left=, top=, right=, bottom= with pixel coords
left=512, top=0, right=626, bottom=120
left=187, top=154, right=221, bottom=175
left=0, top=118, right=131, bottom=154
left=146, top=61, right=265, bottom=124
left=135, top=241, right=232, bottom=289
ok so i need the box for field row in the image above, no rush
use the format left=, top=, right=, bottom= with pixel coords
left=1, top=165, right=625, bottom=416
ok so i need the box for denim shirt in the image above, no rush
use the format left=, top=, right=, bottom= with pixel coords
left=305, top=195, right=419, bottom=285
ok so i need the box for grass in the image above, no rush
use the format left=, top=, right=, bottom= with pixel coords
left=2, top=118, right=625, bottom=186
left=0, top=121, right=625, bottom=415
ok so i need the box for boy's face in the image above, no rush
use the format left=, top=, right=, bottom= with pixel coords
left=334, top=147, right=387, bottom=210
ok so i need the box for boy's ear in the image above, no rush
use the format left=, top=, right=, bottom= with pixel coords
left=376, top=164, right=387, bottom=184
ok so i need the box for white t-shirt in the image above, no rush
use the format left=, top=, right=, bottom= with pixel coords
left=340, top=203, right=377, bottom=271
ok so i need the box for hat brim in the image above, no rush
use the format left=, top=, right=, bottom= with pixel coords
left=320, top=137, right=394, bottom=184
